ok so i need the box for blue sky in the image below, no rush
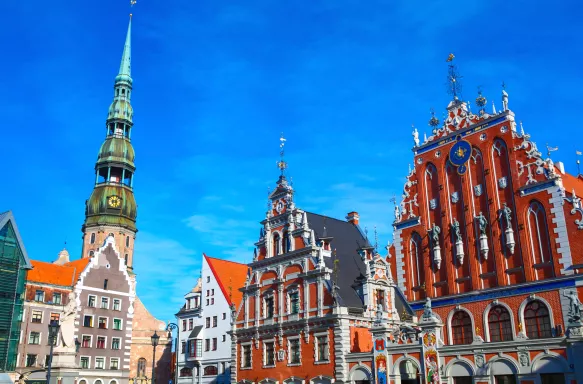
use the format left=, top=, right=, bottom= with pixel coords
left=1, top=0, right=581, bottom=320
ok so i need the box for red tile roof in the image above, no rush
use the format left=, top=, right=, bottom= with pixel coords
left=204, top=254, right=248, bottom=308
left=561, top=171, right=583, bottom=198
left=27, top=258, right=90, bottom=287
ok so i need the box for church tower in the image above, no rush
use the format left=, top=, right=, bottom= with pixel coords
left=81, top=16, right=137, bottom=272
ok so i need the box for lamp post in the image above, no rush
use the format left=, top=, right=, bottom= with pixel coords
left=46, top=321, right=60, bottom=384
left=150, top=331, right=160, bottom=384
left=165, top=323, right=179, bottom=384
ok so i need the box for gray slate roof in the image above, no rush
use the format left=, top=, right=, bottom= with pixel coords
left=306, top=212, right=368, bottom=309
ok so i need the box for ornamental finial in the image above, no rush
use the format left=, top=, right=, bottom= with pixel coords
left=428, top=108, right=439, bottom=131
left=446, top=53, right=462, bottom=100
left=277, top=133, right=288, bottom=175
left=130, top=0, right=136, bottom=18
left=476, top=86, right=487, bottom=115
left=546, top=143, right=559, bottom=159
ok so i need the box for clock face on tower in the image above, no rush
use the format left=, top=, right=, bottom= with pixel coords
left=276, top=200, right=285, bottom=214
left=108, top=195, right=122, bottom=209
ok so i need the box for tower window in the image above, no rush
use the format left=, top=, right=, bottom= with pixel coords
left=126, top=236, right=130, bottom=247
left=104, top=279, right=108, bottom=290
left=90, top=233, right=96, bottom=244
left=121, top=89, right=125, bottom=95
left=124, top=254, right=128, bottom=265
left=89, top=250, right=94, bottom=257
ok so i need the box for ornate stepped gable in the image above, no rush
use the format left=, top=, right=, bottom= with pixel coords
left=233, top=137, right=412, bottom=384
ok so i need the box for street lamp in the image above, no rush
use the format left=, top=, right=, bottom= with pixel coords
left=165, top=323, right=178, bottom=384
left=150, top=331, right=160, bottom=384
left=46, top=320, right=60, bottom=384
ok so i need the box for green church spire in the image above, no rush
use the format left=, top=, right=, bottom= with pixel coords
left=116, top=15, right=132, bottom=84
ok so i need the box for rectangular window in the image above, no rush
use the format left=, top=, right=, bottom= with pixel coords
left=206, top=299, right=209, bottom=306
left=26, top=354, right=37, bottom=367
left=188, top=318, right=193, bottom=330
left=95, top=357, right=105, bottom=369
left=264, top=342, right=275, bottom=366
left=83, top=315, right=93, bottom=327
left=242, top=345, right=251, bottom=368
left=316, top=336, right=329, bottom=362
left=113, top=299, right=121, bottom=311
left=96, top=336, right=106, bottom=349
left=80, top=356, right=89, bottom=369
left=50, top=313, right=60, bottom=323
left=196, top=339, right=202, bottom=357
left=376, top=289, right=385, bottom=310
left=182, top=319, right=187, bottom=331
left=101, top=297, right=109, bottom=309
left=211, top=298, right=214, bottom=305
left=32, top=310, right=42, bottom=323
left=290, top=292, right=300, bottom=314
left=113, top=318, right=122, bottom=330
left=265, top=297, right=274, bottom=318
left=112, top=338, right=121, bottom=350
left=213, top=316, right=217, bottom=327
left=206, top=290, right=209, bottom=297
left=98, top=317, right=107, bottom=329
left=35, top=290, right=44, bottom=302
left=206, top=276, right=210, bottom=283
left=222, top=312, right=226, bottom=320
left=222, top=335, right=226, bottom=342
left=181, top=341, right=186, bottom=354
left=53, top=292, right=62, bottom=305
left=205, top=339, right=210, bottom=352
left=110, top=358, right=119, bottom=370
left=289, top=339, right=300, bottom=364
left=82, top=335, right=92, bottom=348
left=88, top=295, right=96, bottom=307
left=206, top=317, right=210, bottom=328
left=29, top=332, right=40, bottom=345
left=211, top=289, right=214, bottom=296
left=212, top=338, right=217, bottom=351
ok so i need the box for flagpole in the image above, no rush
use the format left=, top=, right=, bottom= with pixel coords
left=577, top=151, right=582, bottom=176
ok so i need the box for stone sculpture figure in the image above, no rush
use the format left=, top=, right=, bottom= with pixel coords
left=413, top=127, right=420, bottom=147
left=452, top=218, right=462, bottom=241
left=428, top=223, right=441, bottom=246
left=563, top=290, right=583, bottom=324
left=59, top=292, right=78, bottom=350
left=502, top=203, right=512, bottom=229
left=476, top=212, right=488, bottom=235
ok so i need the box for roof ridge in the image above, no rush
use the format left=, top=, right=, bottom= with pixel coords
left=305, top=211, right=351, bottom=224
left=205, top=255, right=248, bottom=267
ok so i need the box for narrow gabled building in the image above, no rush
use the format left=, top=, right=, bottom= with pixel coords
left=176, top=279, right=203, bottom=384
left=232, top=138, right=411, bottom=384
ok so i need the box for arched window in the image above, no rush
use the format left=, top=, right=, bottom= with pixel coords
left=272, top=233, right=280, bottom=256
left=179, top=368, right=192, bottom=377
left=137, top=358, right=147, bottom=377
left=90, top=233, right=96, bottom=244
left=488, top=305, right=512, bottom=342
left=451, top=311, right=473, bottom=345
left=126, top=236, right=130, bottom=247
left=203, top=365, right=218, bottom=376
left=409, top=233, right=424, bottom=291
left=89, top=250, right=94, bottom=257
left=524, top=300, right=552, bottom=339
left=527, top=201, right=553, bottom=268
left=94, top=381, right=103, bottom=384
left=124, top=254, right=128, bottom=265
left=282, top=231, right=289, bottom=253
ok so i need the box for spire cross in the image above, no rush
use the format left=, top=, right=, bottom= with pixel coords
left=446, top=53, right=462, bottom=100
left=374, top=226, right=379, bottom=252
left=277, top=133, right=288, bottom=175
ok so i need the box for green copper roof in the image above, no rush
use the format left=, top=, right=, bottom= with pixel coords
left=97, top=137, right=135, bottom=168
left=85, top=185, right=137, bottom=231
left=108, top=98, right=134, bottom=122
left=115, top=16, right=132, bottom=84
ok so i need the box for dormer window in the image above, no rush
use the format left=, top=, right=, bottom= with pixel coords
left=376, top=289, right=385, bottom=311
left=272, top=233, right=281, bottom=256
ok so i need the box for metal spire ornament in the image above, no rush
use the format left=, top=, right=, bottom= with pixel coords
left=446, top=53, right=463, bottom=101
left=277, top=133, right=288, bottom=176
left=428, top=108, right=439, bottom=134
left=476, top=86, right=487, bottom=115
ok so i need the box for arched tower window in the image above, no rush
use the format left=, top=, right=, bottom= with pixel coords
left=89, top=251, right=95, bottom=257
left=527, top=201, right=553, bottom=269
left=451, top=310, right=473, bottom=345
left=409, top=233, right=424, bottom=292
left=90, top=233, right=96, bottom=244
left=272, top=233, right=281, bottom=256
left=488, top=305, right=512, bottom=342
left=126, top=236, right=130, bottom=247
left=524, top=300, right=552, bottom=339
left=137, top=358, right=147, bottom=377
left=282, top=231, right=288, bottom=253
left=124, top=254, right=128, bottom=265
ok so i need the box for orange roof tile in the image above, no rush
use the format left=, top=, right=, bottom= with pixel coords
left=560, top=171, right=583, bottom=199
left=27, top=258, right=90, bottom=287
left=204, top=254, right=248, bottom=308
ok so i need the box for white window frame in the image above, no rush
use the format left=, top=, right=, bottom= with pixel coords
left=88, top=295, right=97, bottom=308
left=95, top=356, right=106, bottom=370
left=110, top=357, right=120, bottom=370
left=287, top=335, right=301, bottom=366
left=112, top=298, right=122, bottom=311
left=83, top=314, right=94, bottom=327
left=35, top=290, right=45, bottom=302
left=80, top=356, right=91, bottom=369
left=262, top=291, right=275, bottom=319
left=81, top=334, right=93, bottom=348
left=53, top=292, right=62, bottom=305
left=97, top=316, right=109, bottom=330
left=286, top=286, right=301, bottom=315
left=263, top=338, right=276, bottom=368
left=28, top=331, right=41, bottom=345
left=240, top=342, right=252, bottom=370
left=100, top=297, right=110, bottom=309
left=314, top=332, right=330, bottom=364
left=31, top=310, right=43, bottom=324
left=96, top=335, right=108, bottom=350
left=112, top=317, right=123, bottom=331
left=111, top=337, right=121, bottom=350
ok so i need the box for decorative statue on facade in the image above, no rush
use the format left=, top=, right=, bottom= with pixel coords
left=452, top=218, right=464, bottom=265
left=422, top=297, right=437, bottom=322
left=501, top=203, right=516, bottom=254
left=413, top=126, right=420, bottom=147
left=563, top=290, right=583, bottom=324
left=475, top=212, right=489, bottom=259
left=428, top=223, right=442, bottom=269
left=394, top=204, right=401, bottom=222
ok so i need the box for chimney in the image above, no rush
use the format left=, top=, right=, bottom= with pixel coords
left=556, top=161, right=565, bottom=174
left=346, top=211, right=359, bottom=225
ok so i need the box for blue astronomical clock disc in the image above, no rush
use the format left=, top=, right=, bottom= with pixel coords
left=449, top=139, right=472, bottom=167
left=457, top=164, right=468, bottom=175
